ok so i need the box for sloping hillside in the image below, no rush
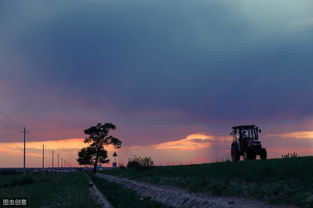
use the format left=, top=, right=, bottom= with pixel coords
left=102, top=157, right=313, bottom=207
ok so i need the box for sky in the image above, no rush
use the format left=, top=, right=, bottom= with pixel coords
left=0, top=0, right=313, bottom=167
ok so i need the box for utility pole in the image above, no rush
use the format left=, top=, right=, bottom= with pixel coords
left=42, top=144, right=45, bottom=169
left=52, top=150, right=54, bottom=168
left=21, top=127, right=29, bottom=176
left=61, top=157, right=63, bottom=168
left=58, top=154, right=59, bottom=168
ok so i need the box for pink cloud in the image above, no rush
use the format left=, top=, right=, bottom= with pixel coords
left=266, top=131, right=313, bottom=139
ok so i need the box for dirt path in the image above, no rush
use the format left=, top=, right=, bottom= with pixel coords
left=95, top=173, right=296, bottom=208
left=87, top=175, right=113, bottom=208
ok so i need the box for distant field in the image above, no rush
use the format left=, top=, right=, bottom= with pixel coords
left=0, top=172, right=99, bottom=208
left=102, top=156, right=313, bottom=208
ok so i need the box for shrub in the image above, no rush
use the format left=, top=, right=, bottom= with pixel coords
left=127, top=157, right=141, bottom=169
left=127, top=156, right=154, bottom=170
left=282, top=152, right=298, bottom=159
left=119, top=163, right=126, bottom=170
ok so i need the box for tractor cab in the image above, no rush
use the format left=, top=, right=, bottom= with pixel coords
left=231, top=125, right=260, bottom=140
left=232, top=125, right=261, bottom=146
left=230, top=125, right=267, bottom=161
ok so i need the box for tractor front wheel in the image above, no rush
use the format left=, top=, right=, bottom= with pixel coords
left=244, top=151, right=256, bottom=160
left=260, top=148, right=267, bottom=159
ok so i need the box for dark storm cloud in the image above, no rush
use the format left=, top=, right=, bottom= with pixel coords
left=1, top=0, right=313, bottom=143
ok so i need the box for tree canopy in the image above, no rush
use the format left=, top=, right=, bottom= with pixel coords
left=77, top=123, right=122, bottom=172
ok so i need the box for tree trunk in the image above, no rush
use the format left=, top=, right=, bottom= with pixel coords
left=93, top=162, right=97, bottom=173
left=93, top=146, right=100, bottom=173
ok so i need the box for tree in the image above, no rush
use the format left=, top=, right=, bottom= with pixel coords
left=77, top=123, right=122, bottom=172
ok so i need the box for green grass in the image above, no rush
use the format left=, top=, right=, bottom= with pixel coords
left=89, top=173, right=168, bottom=208
left=0, top=172, right=100, bottom=208
left=101, top=156, right=313, bottom=207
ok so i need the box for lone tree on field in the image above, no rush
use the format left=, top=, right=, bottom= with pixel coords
left=77, top=123, right=122, bottom=173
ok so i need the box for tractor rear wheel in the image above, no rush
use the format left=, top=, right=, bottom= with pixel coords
left=260, top=148, right=267, bottom=159
left=231, top=145, right=240, bottom=161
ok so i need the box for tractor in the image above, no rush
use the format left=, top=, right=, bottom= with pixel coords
left=231, top=125, right=267, bottom=161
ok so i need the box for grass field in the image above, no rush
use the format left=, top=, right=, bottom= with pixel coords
left=0, top=172, right=99, bottom=208
left=89, top=173, right=168, bottom=208
left=102, top=156, right=313, bottom=208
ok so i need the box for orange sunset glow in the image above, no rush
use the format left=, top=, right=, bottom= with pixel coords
left=0, top=131, right=312, bottom=168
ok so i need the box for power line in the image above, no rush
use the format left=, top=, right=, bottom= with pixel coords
left=0, top=108, right=43, bottom=170
left=0, top=109, right=23, bottom=130
left=27, top=131, right=40, bottom=142
left=0, top=108, right=78, bottom=169
left=0, top=108, right=44, bottom=142
left=0, top=118, right=19, bottom=130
